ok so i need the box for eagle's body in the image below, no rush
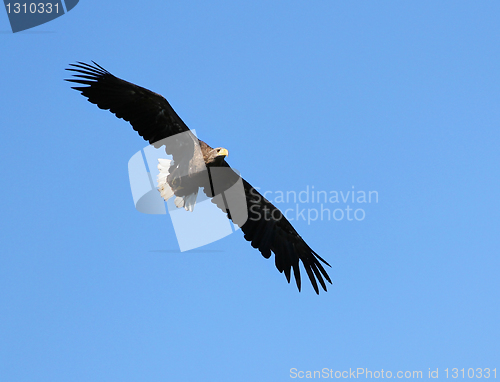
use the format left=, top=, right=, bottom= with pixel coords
left=67, top=62, right=332, bottom=294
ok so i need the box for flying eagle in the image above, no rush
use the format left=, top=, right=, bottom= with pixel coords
left=66, top=62, right=332, bottom=294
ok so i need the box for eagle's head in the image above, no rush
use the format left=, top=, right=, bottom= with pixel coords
left=205, top=147, right=228, bottom=166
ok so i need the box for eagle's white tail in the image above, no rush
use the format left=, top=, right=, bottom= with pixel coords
left=157, top=158, right=198, bottom=211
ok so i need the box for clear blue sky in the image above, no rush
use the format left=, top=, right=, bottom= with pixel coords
left=1, top=1, right=499, bottom=381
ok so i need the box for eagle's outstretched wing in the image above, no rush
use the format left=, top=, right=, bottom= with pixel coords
left=240, top=180, right=331, bottom=294
left=206, top=165, right=332, bottom=294
left=66, top=61, right=198, bottom=161
left=66, top=62, right=332, bottom=294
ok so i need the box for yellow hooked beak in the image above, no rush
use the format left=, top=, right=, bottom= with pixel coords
left=217, top=148, right=229, bottom=157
